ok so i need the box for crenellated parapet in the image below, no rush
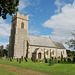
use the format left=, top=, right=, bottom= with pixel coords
left=12, top=11, right=29, bottom=21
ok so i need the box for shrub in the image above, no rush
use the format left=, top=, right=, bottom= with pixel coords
left=67, top=58, right=71, bottom=62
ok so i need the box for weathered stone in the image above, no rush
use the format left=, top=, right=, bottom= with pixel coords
left=21, top=56, right=23, bottom=61
left=67, top=58, right=71, bottom=62
left=24, top=57, right=28, bottom=62
left=45, top=58, right=47, bottom=63
left=19, top=58, right=21, bottom=64
left=64, top=58, right=66, bottom=62
left=10, top=57, right=13, bottom=62
left=8, top=12, right=67, bottom=59
left=17, top=58, right=18, bottom=62
left=73, top=57, right=75, bottom=62
left=54, top=57, right=58, bottom=64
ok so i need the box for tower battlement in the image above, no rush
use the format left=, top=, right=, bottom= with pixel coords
left=12, top=12, right=29, bottom=21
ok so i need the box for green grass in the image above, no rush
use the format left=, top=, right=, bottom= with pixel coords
left=0, top=58, right=75, bottom=75
left=0, top=69, right=16, bottom=75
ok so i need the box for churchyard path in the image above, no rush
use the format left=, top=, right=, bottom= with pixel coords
left=0, top=64, right=49, bottom=75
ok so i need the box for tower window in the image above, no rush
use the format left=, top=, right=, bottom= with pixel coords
left=21, top=22, right=24, bottom=28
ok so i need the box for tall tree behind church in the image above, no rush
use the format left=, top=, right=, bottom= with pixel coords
left=0, top=0, right=19, bottom=19
left=66, top=30, right=75, bottom=51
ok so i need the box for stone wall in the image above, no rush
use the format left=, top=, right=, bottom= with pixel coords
left=28, top=46, right=57, bottom=59
left=57, top=49, right=67, bottom=58
left=8, top=12, right=29, bottom=58
left=14, top=28, right=28, bottom=58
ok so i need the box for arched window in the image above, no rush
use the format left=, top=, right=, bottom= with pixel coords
left=21, top=22, right=24, bottom=28
left=46, top=50, right=49, bottom=55
left=63, top=50, right=64, bottom=54
left=52, top=50, right=54, bottom=55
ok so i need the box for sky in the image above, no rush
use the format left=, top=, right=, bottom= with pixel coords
left=0, top=0, right=75, bottom=49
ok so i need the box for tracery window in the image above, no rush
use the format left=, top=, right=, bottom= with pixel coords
left=46, top=50, right=48, bottom=55
left=52, top=50, right=54, bottom=55
left=21, top=22, right=24, bottom=28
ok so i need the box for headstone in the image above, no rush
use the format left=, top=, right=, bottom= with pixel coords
left=73, top=57, right=75, bottom=62
left=24, top=57, right=28, bottom=62
left=31, top=57, right=33, bottom=61
left=7, top=58, right=9, bottom=60
left=67, top=58, right=71, bottom=62
left=54, top=57, right=58, bottom=64
left=34, top=57, right=36, bottom=62
left=21, top=56, right=23, bottom=61
left=36, top=59, right=38, bottom=62
left=40, top=60, right=42, bottom=63
left=64, top=58, right=66, bottom=62
left=19, top=58, right=21, bottom=64
left=10, top=57, right=12, bottom=62
left=17, top=58, right=18, bottom=62
left=45, top=58, right=47, bottom=63
left=58, top=60, right=60, bottom=63
left=52, top=57, right=53, bottom=60
left=61, top=52, right=63, bottom=61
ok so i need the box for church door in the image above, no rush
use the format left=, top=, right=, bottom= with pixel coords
left=38, top=53, right=41, bottom=59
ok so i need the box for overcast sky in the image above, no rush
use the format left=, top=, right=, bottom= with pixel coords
left=0, top=0, right=75, bottom=49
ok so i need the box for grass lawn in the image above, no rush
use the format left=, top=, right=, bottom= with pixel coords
left=0, top=58, right=75, bottom=75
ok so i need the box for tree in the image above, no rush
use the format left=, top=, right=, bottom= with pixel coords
left=0, top=49, right=3, bottom=57
left=66, top=30, right=75, bottom=51
left=6, top=44, right=9, bottom=51
left=0, top=45, right=4, bottom=50
left=0, top=0, right=19, bottom=19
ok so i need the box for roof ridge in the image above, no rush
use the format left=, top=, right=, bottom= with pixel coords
left=28, top=34, right=50, bottom=39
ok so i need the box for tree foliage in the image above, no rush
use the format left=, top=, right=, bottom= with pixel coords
left=66, top=30, right=75, bottom=51
left=0, top=45, right=4, bottom=50
left=0, top=0, right=19, bottom=19
left=0, top=45, right=8, bottom=57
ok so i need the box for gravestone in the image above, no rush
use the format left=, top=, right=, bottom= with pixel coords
left=36, top=59, right=38, bottom=62
left=67, top=58, right=71, bottom=62
left=58, top=60, right=60, bottom=63
left=10, top=57, right=12, bottom=62
left=24, top=57, right=28, bottom=62
left=21, top=56, right=23, bottom=61
left=19, top=58, right=21, bottom=64
left=73, top=57, right=75, bottom=62
left=45, top=58, right=47, bottom=63
left=61, top=52, right=63, bottom=61
left=31, top=57, right=33, bottom=61
left=64, top=58, right=66, bottom=62
left=54, top=57, right=58, bottom=64
left=7, top=58, right=9, bottom=60
left=40, top=60, right=42, bottom=63
left=52, top=57, right=53, bottom=60
left=17, top=58, right=18, bottom=62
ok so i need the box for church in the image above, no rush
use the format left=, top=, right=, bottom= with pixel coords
left=8, top=12, right=67, bottom=59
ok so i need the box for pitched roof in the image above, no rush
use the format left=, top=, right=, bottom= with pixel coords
left=53, top=41, right=66, bottom=49
left=28, top=35, right=56, bottom=48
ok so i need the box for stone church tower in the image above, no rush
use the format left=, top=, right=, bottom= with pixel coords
left=8, top=12, right=29, bottom=58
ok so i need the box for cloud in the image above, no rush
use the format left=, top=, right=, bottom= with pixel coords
left=0, top=17, right=10, bottom=38
left=55, top=0, right=65, bottom=13
left=18, top=0, right=31, bottom=11
left=28, top=26, right=40, bottom=35
left=0, top=42, right=8, bottom=48
left=18, top=0, right=40, bottom=11
left=42, top=1, right=75, bottom=49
